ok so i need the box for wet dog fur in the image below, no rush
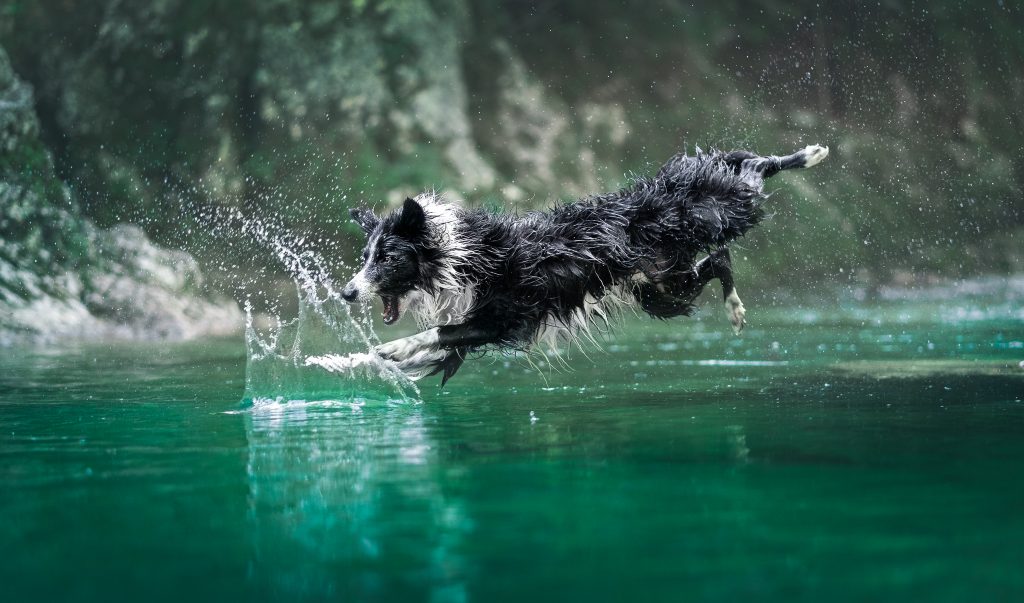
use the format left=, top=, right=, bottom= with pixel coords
left=342, top=144, right=828, bottom=384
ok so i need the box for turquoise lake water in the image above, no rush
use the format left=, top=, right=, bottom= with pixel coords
left=1, top=296, right=1022, bottom=601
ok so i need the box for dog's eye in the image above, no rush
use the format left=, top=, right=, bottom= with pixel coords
left=379, top=255, right=392, bottom=264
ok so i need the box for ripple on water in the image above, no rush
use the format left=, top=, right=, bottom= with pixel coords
left=831, top=360, right=1024, bottom=380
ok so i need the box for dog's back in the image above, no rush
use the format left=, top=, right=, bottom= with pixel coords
left=529, top=144, right=829, bottom=298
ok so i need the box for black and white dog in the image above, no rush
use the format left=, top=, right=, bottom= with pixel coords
left=342, top=144, right=828, bottom=384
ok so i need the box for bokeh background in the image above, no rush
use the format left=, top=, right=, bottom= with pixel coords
left=2, top=0, right=1022, bottom=342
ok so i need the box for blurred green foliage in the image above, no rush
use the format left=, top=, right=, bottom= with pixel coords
left=1, top=0, right=1021, bottom=297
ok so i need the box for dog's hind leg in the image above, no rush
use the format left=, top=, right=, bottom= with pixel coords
left=706, top=249, right=746, bottom=335
left=635, top=283, right=697, bottom=319
left=637, top=249, right=745, bottom=332
left=674, top=248, right=746, bottom=334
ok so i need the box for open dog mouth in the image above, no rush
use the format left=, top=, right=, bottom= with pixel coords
left=381, top=295, right=401, bottom=325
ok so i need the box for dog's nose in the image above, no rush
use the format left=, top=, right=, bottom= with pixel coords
left=341, top=283, right=358, bottom=303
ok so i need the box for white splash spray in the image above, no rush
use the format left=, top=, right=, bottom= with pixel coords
left=201, top=205, right=420, bottom=405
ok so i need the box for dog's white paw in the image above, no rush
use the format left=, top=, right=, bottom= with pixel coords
left=802, top=144, right=829, bottom=168
left=725, top=290, right=746, bottom=335
left=375, top=328, right=440, bottom=362
left=393, top=348, right=451, bottom=380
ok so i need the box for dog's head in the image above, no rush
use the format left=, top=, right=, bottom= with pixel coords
left=341, top=197, right=429, bottom=324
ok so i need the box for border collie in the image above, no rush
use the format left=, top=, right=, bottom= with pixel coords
left=342, top=144, right=828, bottom=384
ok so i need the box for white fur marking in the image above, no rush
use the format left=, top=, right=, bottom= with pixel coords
left=801, top=144, right=829, bottom=168
left=630, top=271, right=652, bottom=284
left=725, top=289, right=746, bottom=335
left=535, top=284, right=632, bottom=351
left=349, top=269, right=378, bottom=302
left=393, top=348, right=450, bottom=381
left=405, top=192, right=492, bottom=329
left=407, top=285, right=477, bottom=330
left=348, top=233, right=381, bottom=302
left=375, top=327, right=441, bottom=362
left=415, top=192, right=477, bottom=292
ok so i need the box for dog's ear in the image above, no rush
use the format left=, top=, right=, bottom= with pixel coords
left=349, top=207, right=379, bottom=235
left=395, top=197, right=426, bottom=237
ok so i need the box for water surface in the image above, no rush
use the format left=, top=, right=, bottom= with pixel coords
left=1, top=298, right=1022, bottom=602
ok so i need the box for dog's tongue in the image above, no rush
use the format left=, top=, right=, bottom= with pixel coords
left=381, top=296, right=400, bottom=325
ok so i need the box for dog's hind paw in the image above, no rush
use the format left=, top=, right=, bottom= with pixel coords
left=801, top=144, right=829, bottom=168
left=725, top=290, right=746, bottom=335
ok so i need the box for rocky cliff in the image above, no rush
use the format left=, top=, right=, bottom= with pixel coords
left=0, top=47, right=240, bottom=345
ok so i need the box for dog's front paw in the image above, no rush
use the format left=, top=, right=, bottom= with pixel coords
left=725, top=290, right=746, bottom=335
left=374, top=338, right=409, bottom=362
left=374, top=328, right=441, bottom=362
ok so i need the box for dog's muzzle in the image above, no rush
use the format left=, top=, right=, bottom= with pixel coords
left=341, top=271, right=374, bottom=303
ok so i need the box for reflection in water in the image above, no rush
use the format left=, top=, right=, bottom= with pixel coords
left=235, top=200, right=468, bottom=598
left=244, top=401, right=470, bottom=601
left=725, top=425, right=750, bottom=464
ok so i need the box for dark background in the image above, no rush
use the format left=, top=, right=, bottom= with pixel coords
left=2, top=0, right=1022, bottom=307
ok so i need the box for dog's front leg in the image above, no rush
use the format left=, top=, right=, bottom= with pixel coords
left=375, top=328, right=452, bottom=381
left=375, top=322, right=505, bottom=384
left=376, top=328, right=442, bottom=362
left=376, top=322, right=504, bottom=361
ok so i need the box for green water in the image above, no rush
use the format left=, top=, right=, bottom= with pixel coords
left=2, top=300, right=1022, bottom=602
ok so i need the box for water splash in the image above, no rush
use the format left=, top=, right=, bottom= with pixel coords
left=243, top=292, right=419, bottom=406
left=198, top=204, right=420, bottom=405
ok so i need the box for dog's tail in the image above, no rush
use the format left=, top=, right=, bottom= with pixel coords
left=648, top=143, right=829, bottom=247
left=723, top=144, right=829, bottom=179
